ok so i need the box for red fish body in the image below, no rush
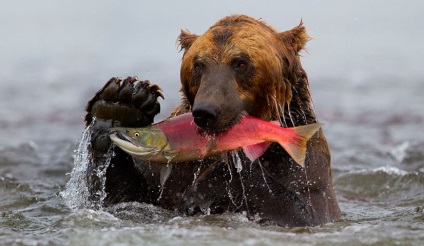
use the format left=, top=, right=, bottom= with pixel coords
left=110, top=113, right=322, bottom=167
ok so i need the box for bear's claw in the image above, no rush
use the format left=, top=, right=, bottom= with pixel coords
left=85, top=76, right=162, bottom=127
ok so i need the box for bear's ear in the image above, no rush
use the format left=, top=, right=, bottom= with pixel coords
left=178, top=29, right=199, bottom=52
left=278, top=21, right=311, bottom=53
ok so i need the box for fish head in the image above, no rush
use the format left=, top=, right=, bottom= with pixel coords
left=109, top=126, right=168, bottom=159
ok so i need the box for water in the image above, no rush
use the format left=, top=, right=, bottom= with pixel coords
left=1, top=0, right=424, bottom=245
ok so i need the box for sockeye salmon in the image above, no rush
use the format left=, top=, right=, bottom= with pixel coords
left=109, top=113, right=322, bottom=167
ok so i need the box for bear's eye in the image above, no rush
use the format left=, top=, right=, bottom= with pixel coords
left=233, top=59, right=248, bottom=71
left=237, top=62, right=246, bottom=69
left=193, top=61, right=204, bottom=73
left=194, top=65, right=201, bottom=73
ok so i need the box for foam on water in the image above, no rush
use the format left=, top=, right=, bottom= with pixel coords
left=348, top=166, right=410, bottom=176
left=373, top=166, right=410, bottom=176
left=389, top=141, right=424, bottom=172
left=390, top=141, right=411, bottom=163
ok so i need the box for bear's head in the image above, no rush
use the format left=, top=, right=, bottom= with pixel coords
left=178, top=15, right=311, bottom=133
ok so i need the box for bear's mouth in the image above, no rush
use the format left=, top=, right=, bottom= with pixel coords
left=200, top=111, right=247, bottom=134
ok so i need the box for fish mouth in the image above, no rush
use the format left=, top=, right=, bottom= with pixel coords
left=109, top=130, right=158, bottom=157
left=110, top=129, right=140, bottom=147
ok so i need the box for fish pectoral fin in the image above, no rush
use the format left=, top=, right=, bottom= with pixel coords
left=242, top=142, right=271, bottom=161
left=160, top=164, right=173, bottom=187
left=162, top=149, right=179, bottom=162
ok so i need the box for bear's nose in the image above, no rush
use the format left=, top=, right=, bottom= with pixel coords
left=192, top=104, right=218, bottom=129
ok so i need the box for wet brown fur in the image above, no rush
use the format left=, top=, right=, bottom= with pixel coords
left=168, top=15, right=341, bottom=225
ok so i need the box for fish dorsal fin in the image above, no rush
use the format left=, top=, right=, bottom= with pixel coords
left=160, top=164, right=173, bottom=187
left=242, top=142, right=271, bottom=161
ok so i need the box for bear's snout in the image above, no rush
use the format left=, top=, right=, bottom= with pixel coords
left=192, top=103, right=219, bottom=129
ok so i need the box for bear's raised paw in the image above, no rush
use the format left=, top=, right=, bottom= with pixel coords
left=85, top=76, right=163, bottom=128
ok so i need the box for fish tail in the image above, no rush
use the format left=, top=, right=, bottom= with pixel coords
left=278, top=123, right=322, bottom=167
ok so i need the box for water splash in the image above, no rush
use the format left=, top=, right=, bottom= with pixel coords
left=302, top=161, right=313, bottom=208
left=60, top=119, right=113, bottom=210
left=256, top=160, right=272, bottom=193
left=271, top=96, right=285, bottom=126
left=94, top=144, right=114, bottom=207
left=60, top=121, right=93, bottom=209
left=230, top=151, right=249, bottom=212
left=286, top=102, right=296, bottom=127
left=191, top=161, right=204, bottom=185
left=292, top=86, right=309, bottom=124
left=232, top=151, right=243, bottom=173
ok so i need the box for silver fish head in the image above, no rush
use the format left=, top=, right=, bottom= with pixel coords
left=109, top=126, right=167, bottom=159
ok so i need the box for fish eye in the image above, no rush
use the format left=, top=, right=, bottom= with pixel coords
left=134, top=132, right=140, bottom=137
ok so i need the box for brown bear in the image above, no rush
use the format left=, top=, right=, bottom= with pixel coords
left=84, top=14, right=341, bottom=227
